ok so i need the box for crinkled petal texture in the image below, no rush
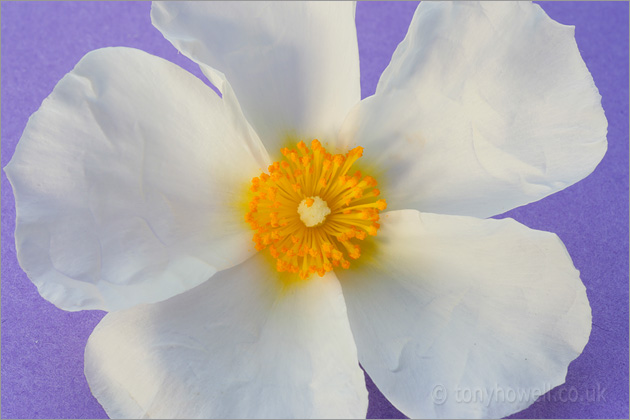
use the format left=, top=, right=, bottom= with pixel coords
left=85, top=252, right=368, bottom=419
left=5, top=47, right=270, bottom=312
left=338, top=1, right=607, bottom=218
left=151, top=1, right=361, bottom=155
left=338, top=210, right=591, bottom=419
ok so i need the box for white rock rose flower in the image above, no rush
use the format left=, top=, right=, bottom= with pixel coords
left=5, top=1, right=607, bottom=419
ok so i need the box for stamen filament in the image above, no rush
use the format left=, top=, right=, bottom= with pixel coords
left=246, top=140, right=386, bottom=280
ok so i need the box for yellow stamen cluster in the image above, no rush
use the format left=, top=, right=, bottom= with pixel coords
left=246, top=139, right=386, bottom=280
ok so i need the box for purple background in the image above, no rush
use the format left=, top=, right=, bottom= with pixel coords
left=1, top=1, right=627, bottom=419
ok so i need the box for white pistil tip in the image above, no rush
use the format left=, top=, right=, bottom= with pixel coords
left=297, top=196, right=331, bottom=227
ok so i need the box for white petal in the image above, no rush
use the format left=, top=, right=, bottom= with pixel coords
left=338, top=1, right=607, bottom=218
left=151, top=1, right=361, bottom=155
left=338, top=210, right=591, bottom=419
left=5, top=47, right=271, bottom=312
left=84, top=253, right=368, bottom=419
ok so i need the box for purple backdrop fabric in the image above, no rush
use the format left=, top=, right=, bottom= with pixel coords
left=1, top=2, right=628, bottom=419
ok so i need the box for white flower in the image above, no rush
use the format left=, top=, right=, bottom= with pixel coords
left=5, top=1, right=607, bottom=419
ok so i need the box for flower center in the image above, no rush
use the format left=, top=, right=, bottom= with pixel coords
left=246, top=139, right=386, bottom=280
left=297, top=196, right=331, bottom=227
